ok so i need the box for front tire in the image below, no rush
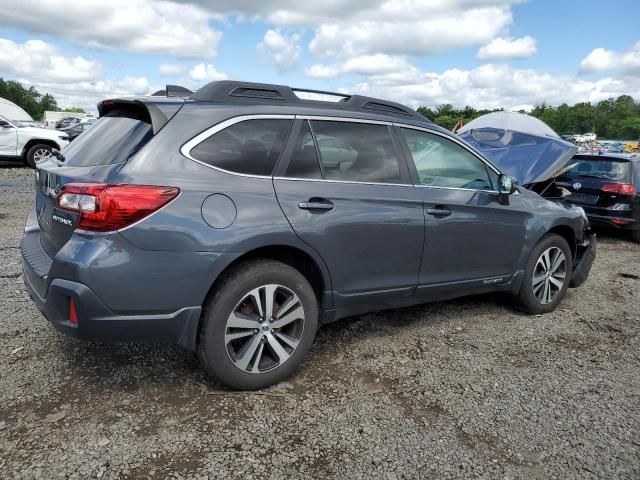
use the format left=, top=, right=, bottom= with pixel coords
left=25, top=144, right=53, bottom=168
left=198, top=259, right=318, bottom=390
left=515, top=234, right=572, bottom=314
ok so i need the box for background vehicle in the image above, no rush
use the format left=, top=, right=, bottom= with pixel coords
left=624, top=141, right=640, bottom=153
left=0, top=114, right=69, bottom=167
left=557, top=153, right=639, bottom=242
left=65, top=121, right=94, bottom=141
left=55, top=116, right=81, bottom=129
left=21, top=81, right=594, bottom=389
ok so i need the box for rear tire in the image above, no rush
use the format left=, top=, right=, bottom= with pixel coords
left=25, top=144, right=52, bottom=168
left=198, top=259, right=318, bottom=390
left=514, top=234, right=572, bottom=314
left=631, top=230, right=640, bottom=244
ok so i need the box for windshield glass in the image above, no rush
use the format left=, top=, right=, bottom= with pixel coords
left=62, top=114, right=153, bottom=167
left=568, top=158, right=632, bottom=182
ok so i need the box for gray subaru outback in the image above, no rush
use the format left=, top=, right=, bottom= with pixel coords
left=21, top=81, right=595, bottom=389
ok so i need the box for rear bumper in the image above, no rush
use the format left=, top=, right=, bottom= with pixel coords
left=570, top=233, right=596, bottom=288
left=22, top=272, right=201, bottom=350
left=584, top=213, right=638, bottom=231
left=20, top=224, right=204, bottom=351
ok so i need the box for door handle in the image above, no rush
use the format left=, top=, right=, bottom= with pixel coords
left=298, top=200, right=334, bottom=211
left=426, top=207, right=452, bottom=217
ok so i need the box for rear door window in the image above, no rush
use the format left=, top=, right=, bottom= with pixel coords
left=310, top=121, right=403, bottom=184
left=190, top=119, right=293, bottom=176
left=63, top=112, right=153, bottom=167
left=284, top=121, right=322, bottom=179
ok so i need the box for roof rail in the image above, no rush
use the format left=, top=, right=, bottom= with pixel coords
left=151, top=85, right=193, bottom=98
left=190, top=80, right=427, bottom=121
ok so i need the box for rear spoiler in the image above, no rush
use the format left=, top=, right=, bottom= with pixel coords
left=97, top=98, right=184, bottom=135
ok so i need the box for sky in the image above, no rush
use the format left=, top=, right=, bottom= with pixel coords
left=0, top=0, right=638, bottom=114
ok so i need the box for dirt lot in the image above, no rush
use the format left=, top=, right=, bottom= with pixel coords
left=0, top=164, right=639, bottom=480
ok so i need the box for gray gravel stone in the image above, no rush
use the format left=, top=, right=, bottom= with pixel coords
left=0, top=166, right=639, bottom=479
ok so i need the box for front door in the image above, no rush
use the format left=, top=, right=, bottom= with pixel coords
left=396, top=126, right=528, bottom=290
left=0, top=120, right=17, bottom=156
left=274, top=119, right=424, bottom=307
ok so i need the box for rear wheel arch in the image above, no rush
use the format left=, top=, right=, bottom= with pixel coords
left=203, top=244, right=332, bottom=316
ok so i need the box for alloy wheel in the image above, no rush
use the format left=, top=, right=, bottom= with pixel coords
left=532, top=246, right=566, bottom=304
left=33, top=148, right=51, bottom=163
left=224, top=284, right=305, bottom=373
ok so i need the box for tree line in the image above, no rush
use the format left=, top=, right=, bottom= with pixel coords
left=0, top=78, right=86, bottom=121
left=1, top=77, right=638, bottom=139
left=418, top=95, right=640, bottom=140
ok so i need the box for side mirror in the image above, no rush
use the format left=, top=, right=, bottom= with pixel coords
left=498, top=174, right=516, bottom=195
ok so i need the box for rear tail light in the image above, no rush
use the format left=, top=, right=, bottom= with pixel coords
left=601, top=183, right=636, bottom=196
left=56, top=183, right=180, bottom=232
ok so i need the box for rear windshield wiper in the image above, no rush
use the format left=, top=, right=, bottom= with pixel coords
left=51, top=149, right=66, bottom=163
left=575, top=173, right=611, bottom=179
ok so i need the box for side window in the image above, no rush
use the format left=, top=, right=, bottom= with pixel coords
left=284, top=121, right=322, bottom=179
left=400, top=128, right=493, bottom=190
left=311, top=121, right=402, bottom=184
left=190, top=119, right=292, bottom=176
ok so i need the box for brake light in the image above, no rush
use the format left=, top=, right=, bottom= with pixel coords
left=601, top=183, right=636, bottom=195
left=56, top=183, right=180, bottom=232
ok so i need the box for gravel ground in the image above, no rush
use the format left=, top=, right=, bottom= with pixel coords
left=1, top=164, right=639, bottom=480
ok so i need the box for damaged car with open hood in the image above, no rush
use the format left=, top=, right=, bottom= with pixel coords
left=21, top=82, right=596, bottom=389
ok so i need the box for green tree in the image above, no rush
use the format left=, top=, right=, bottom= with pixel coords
left=0, top=78, right=59, bottom=120
left=62, top=107, right=86, bottom=113
left=417, top=95, right=640, bottom=139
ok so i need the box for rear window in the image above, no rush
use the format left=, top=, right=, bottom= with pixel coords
left=62, top=110, right=153, bottom=167
left=190, top=119, right=293, bottom=176
left=569, top=158, right=632, bottom=182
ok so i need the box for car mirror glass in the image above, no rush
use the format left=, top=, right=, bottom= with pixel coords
left=498, top=174, right=514, bottom=194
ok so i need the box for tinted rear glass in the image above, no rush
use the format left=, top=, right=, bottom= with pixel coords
left=310, top=121, right=402, bottom=184
left=568, top=158, right=632, bottom=182
left=190, top=119, right=292, bottom=176
left=62, top=113, right=153, bottom=167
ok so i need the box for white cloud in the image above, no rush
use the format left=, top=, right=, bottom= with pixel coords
left=258, top=29, right=301, bottom=72
left=337, top=63, right=640, bottom=111
left=0, top=0, right=222, bottom=59
left=174, top=1, right=519, bottom=59
left=308, top=7, right=513, bottom=58
left=306, top=54, right=414, bottom=78
left=0, top=38, right=101, bottom=83
left=188, top=63, right=227, bottom=82
left=22, top=77, right=156, bottom=114
left=477, top=35, right=537, bottom=60
left=580, top=42, right=640, bottom=75
left=158, top=63, right=187, bottom=76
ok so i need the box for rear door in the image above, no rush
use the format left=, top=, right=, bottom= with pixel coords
left=395, top=126, right=528, bottom=289
left=273, top=118, right=424, bottom=307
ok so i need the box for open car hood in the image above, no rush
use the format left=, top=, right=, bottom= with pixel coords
left=458, top=112, right=578, bottom=186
